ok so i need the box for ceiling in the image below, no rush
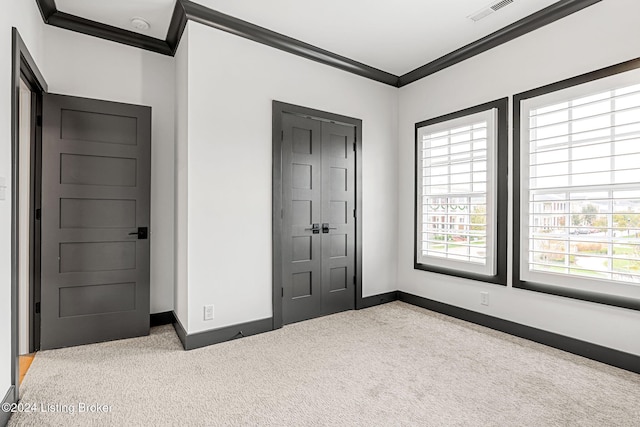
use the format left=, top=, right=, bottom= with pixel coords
left=55, top=0, right=177, bottom=40
left=54, top=0, right=563, bottom=75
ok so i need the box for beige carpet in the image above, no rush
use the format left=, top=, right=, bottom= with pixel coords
left=9, top=301, right=640, bottom=426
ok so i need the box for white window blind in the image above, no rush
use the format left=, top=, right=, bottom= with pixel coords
left=521, top=69, right=640, bottom=296
left=416, top=109, right=497, bottom=276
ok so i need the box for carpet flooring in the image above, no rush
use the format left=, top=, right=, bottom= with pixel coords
left=9, top=301, right=640, bottom=426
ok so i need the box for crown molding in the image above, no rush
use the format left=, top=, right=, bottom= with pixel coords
left=35, top=0, right=56, bottom=22
left=166, top=0, right=188, bottom=55
left=180, top=0, right=398, bottom=86
left=398, top=0, right=601, bottom=87
left=35, top=0, right=181, bottom=56
left=50, top=11, right=173, bottom=55
left=32, top=0, right=602, bottom=87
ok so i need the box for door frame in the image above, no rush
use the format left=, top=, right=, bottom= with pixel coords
left=11, top=27, right=48, bottom=400
left=272, top=101, right=363, bottom=329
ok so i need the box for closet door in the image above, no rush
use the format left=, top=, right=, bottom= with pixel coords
left=280, top=113, right=355, bottom=325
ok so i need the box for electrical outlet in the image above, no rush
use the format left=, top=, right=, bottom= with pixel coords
left=480, top=292, right=489, bottom=306
left=204, top=304, right=214, bottom=321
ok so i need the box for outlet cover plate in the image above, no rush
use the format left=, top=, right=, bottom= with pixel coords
left=480, top=292, right=489, bottom=306
left=204, top=304, right=214, bottom=320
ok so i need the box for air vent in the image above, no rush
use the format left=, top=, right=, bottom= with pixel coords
left=491, top=0, right=514, bottom=12
left=468, top=0, right=515, bottom=22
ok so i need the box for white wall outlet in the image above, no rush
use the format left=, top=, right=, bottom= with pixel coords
left=480, top=292, right=489, bottom=306
left=204, top=304, right=214, bottom=321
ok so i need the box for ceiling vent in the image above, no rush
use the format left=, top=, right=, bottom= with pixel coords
left=468, top=0, right=515, bottom=22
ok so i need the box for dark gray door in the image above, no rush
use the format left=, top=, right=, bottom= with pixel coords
left=320, top=122, right=356, bottom=314
left=281, top=113, right=355, bottom=324
left=40, top=93, right=151, bottom=349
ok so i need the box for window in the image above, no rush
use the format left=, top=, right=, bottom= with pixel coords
left=515, top=60, right=640, bottom=308
left=415, top=99, right=507, bottom=284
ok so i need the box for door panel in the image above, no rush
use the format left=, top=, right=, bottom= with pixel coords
left=282, top=114, right=323, bottom=324
left=60, top=109, right=138, bottom=145
left=59, top=241, right=136, bottom=273
left=281, top=114, right=355, bottom=324
left=59, top=282, right=136, bottom=317
left=321, top=122, right=355, bottom=315
left=40, top=93, right=151, bottom=349
left=60, top=154, right=137, bottom=186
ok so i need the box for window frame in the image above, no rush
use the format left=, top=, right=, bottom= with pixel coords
left=513, top=57, right=640, bottom=311
left=414, top=98, right=508, bottom=285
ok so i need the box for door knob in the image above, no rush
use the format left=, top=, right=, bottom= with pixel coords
left=128, top=227, right=149, bottom=239
left=305, top=223, right=321, bottom=234
left=322, top=223, right=337, bottom=233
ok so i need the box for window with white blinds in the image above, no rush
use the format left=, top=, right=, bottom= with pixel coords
left=520, top=68, right=640, bottom=296
left=416, top=108, right=497, bottom=276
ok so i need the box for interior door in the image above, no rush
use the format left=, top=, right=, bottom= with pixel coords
left=321, top=122, right=356, bottom=315
left=281, top=114, right=323, bottom=324
left=40, top=93, right=151, bottom=350
left=281, top=113, right=356, bottom=324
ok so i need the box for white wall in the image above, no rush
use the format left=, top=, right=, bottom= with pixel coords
left=174, top=27, right=190, bottom=330
left=1, top=0, right=45, bottom=398
left=40, top=26, right=176, bottom=315
left=398, top=0, right=640, bottom=355
left=178, top=22, right=398, bottom=334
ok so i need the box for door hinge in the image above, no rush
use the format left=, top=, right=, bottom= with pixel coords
left=353, top=276, right=356, bottom=285
left=36, top=115, right=42, bottom=127
left=353, top=209, right=356, bottom=218
left=353, top=142, right=356, bottom=151
left=281, top=130, right=284, bottom=141
left=281, top=288, right=284, bottom=297
left=35, top=208, right=41, bottom=220
left=35, top=302, right=41, bottom=314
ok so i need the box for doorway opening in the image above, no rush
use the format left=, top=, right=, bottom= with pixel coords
left=17, top=76, right=38, bottom=383
left=272, top=101, right=364, bottom=329
left=11, top=27, right=47, bottom=400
